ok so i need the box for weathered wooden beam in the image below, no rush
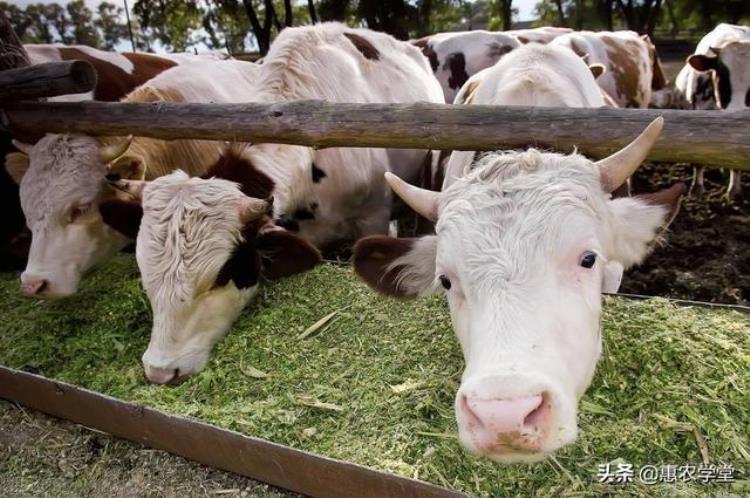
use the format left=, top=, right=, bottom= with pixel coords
left=0, top=61, right=97, bottom=102
left=2, top=100, right=748, bottom=170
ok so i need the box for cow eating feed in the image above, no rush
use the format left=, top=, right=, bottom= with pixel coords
left=353, top=118, right=685, bottom=462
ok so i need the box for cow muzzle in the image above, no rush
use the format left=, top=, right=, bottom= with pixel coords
left=456, top=374, right=575, bottom=462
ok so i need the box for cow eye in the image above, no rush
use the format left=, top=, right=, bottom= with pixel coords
left=579, top=252, right=597, bottom=269
left=439, top=275, right=452, bottom=290
left=70, top=203, right=92, bottom=222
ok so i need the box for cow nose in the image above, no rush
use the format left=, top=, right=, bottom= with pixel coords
left=21, top=278, right=48, bottom=297
left=460, top=392, right=550, bottom=452
left=144, top=366, right=181, bottom=385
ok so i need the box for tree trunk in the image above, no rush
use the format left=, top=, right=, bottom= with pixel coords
left=553, top=0, right=568, bottom=27
left=646, top=0, right=662, bottom=38
left=308, top=0, right=318, bottom=23
left=664, top=0, right=679, bottom=37
left=283, top=0, right=293, bottom=27
left=501, top=0, right=513, bottom=30
left=242, top=0, right=270, bottom=55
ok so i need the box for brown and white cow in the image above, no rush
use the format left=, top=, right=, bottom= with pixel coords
left=353, top=118, right=685, bottom=462
left=5, top=58, right=260, bottom=298
left=551, top=31, right=667, bottom=108
left=84, top=23, right=443, bottom=384
left=23, top=44, right=185, bottom=102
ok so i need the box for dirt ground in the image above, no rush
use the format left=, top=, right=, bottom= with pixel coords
left=0, top=400, right=295, bottom=498
left=622, top=164, right=749, bottom=305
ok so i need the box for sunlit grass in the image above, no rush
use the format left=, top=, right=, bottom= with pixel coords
left=0, top=255, right=747, bottom=497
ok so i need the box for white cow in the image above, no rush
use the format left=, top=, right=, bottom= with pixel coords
left=682, top=24, right=750, bottom=197
left=5, top=58, right=260, bottom=298
left=353, top=118, right=685, bottom=462
left=111, top=23, right=444, bottom=384
left=445, top=44, right=608, bottom=187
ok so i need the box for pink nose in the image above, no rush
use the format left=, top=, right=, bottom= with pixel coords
left=144, top=367, right=181, bottom=385
left=460, top=393, right=550, bottom=452
left=21, top=279, right=48, bottom=297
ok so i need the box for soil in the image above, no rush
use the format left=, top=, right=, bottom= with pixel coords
left=0, top=400, right=296, bottom=498
left=622, top=163, right=749, bottom=305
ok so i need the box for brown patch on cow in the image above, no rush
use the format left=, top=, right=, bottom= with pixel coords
left=601, top=36, right=643, bottom=108
left=517, top=36, right=530, bottom=44
left=344, top=33, right=380, bottom=61
left=256, top=226, right=321, bottom=280
left=412, top=37, right=439, bottom=72
left=445, top=52, right=469, bottom=90
left=202, top=147, right=276, bottom=200
left=642, top=35, right=667, bottom=90
left=635, top=183, right=687, bottom=229
left=456, top=79, right=480, bottom=105
left=98, top=199, right=143, bottom=239
left=57, top=48, right=176, bottom=101
left=353, top=235, right=419, bottom=297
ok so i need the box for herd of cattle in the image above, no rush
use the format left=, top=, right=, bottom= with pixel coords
left=0, top=21, right=746, bottom=463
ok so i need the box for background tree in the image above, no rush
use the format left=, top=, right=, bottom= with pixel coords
left=95, top=2, right=129, bottom=50
left=67, top=0, right=101, bottom=47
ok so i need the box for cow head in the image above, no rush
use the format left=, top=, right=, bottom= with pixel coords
left=115, top=171, right=320, bottom=384
left=4, top=134, right=143, bottom=298
left=688, top=41, right=750, bottom=111
left=353, top=119, right=684, bottom=462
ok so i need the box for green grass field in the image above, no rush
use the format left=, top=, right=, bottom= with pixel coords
left=0, top=255, right=748, bottom=497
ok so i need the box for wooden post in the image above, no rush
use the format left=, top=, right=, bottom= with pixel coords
left=0, top=61, right=97, bottom=102
left=2, top=100, right=748, bottom=170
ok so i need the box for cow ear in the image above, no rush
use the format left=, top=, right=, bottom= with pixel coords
left=257, top=227, right=321, bottom=281
left=608, top=183, right=686, bottom=268
left=687, top=54, right=717, bottom=72
left=5, top=152, right=29, bottom=184
left=353, top=235, right=438, bottom=298
left=98, top=199, right=144, bottom=239
left=108, top=154, right=146, bottom=181
left=589, top=63, right=606, bottom=79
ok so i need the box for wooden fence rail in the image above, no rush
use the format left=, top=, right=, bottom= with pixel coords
left=0, top=61, right=96, bottom=102
left=2, top=100, right=748, bottom=170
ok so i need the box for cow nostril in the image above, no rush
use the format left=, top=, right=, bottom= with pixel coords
left=37, top=280, right=48, bottom=294
left=166, top=369, right=181, bottom=386
left=522, top=392, right=549, bottom=430
left=460, top=393, right=483, bottom=427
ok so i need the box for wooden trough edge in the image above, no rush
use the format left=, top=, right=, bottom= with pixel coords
left=0, top=366, right=466, bottom=498
left=2, top=101, right=749, bottom=170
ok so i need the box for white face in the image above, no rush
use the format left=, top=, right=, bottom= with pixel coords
left=136, top=172, right=258, bottom=384
left=354, top=147, right=676, bottom=462
left=11, top=135, right=130, bottom=298
left=135, top=171, right=320, bottom=384
left=716, top=41, right=750, bottom=111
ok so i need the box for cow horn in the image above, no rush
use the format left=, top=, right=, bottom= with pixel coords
left=385, top=171, right=439, bottom=222
left=11, top=139, right=34, bottom=155
left=238, top=195, right=272, bottom=224
left=597, top=117, right=663, bottom=193
left=99, top=135, right=133, bottom=163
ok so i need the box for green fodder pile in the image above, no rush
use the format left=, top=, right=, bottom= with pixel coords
left=0, top=255, right=748, bottom=497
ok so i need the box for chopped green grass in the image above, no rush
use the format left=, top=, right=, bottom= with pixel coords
left=0, top=255, right=748, bottom=497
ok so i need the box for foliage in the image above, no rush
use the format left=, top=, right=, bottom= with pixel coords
left=0, top=257, right=747, bottom=496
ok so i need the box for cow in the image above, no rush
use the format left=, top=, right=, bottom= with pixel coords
left=412, top=31, right=522, bottom=103
left=683, top=24, right=750, bottom=198
left=0, top=44, right=191, bottom=271
left=5, top=58, right=261, bottom=298
left=551, top=30, right=668, bottom=108
left=506, top=26, right=573, bottom=45
left=23, top=44, right=185, bottom=102
left=445, top=44, right=610, bottom=193
left=352, top=117, right=685, bottom=462
left=85, top=23, right=443, bottom=384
